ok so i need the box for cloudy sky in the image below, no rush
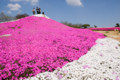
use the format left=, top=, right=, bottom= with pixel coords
left=0, top=0, right=120, bottom=27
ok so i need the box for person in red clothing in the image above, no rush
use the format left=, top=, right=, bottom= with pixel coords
left=32, top=8, right=35, bottom=15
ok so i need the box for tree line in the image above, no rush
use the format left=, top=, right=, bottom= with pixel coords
left=0, top=12, right=29, bottom=23
left=62, top=22, right=120, bottom=28
left=61, top=21, right=91, bottom=28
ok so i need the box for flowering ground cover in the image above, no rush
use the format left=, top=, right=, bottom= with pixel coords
left=0, top=16, right=105, bottom=80
left=28, top=38, right=120, bottom=80
left=88, top=27, right=120, bottom=31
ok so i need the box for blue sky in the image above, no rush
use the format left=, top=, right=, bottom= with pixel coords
left=0, top=0, right=120, bottom=27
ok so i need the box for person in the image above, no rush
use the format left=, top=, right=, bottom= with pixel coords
left=36, top=7, right=39, bottom=14
left=42, top=12, right=44, bottom=15
left=42, top=12, right=45, bottom=17
left=36, top=7, right=41, bottom=14
left=38, top=8, right=41, bottom=14
left=32, top=8, right=35, bottom=15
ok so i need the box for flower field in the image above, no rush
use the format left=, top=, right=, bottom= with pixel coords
left=88, top=27, right=120, bottom=31
left=28, top=38, right=120, bottom=80
left=0, top=16, right=106, bottom=80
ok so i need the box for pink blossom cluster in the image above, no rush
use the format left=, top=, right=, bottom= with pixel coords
left=0, top=16, right=105, bottom=79
left=88, top=27, right=120, bottom=31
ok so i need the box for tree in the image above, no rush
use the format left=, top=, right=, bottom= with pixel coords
left=115, top=23, right=120, bottom=27
left=94, top=25, right=97, bottom=28
left=82, top=24, right=90, bottom=28
left=15, top=13, right=29, bottom=19
left=0, top=12, right=14, bottom=22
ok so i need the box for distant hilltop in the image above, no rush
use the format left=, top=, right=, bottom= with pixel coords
left=33, top=14, right=50, bottom=19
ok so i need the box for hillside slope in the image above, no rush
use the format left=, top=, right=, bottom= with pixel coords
left=0, top=16, right=105, bottom=79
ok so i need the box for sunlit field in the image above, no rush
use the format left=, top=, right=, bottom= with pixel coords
left=0, top=16, right=120, bottom=80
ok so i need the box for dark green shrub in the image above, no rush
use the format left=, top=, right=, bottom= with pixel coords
left=15, top=13, right=29, bottom=19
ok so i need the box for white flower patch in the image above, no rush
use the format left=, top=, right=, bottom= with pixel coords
left=0, top=34, right=12, bottom=37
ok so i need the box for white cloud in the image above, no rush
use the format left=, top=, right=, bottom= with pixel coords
left=10, top=0, right=39, bottom=5
left=30, top=0, right=39, bottom=5
left=10, top=0, right=23, bottom=2
left=7, top=3, right=21, bottom=14
left=7, top=3, right=21, bottom=11
left=66, top=0, right=83, bottom=6
left=26, top=0, right=38, bottom=5
left=7, top=11, right=12, bottom=14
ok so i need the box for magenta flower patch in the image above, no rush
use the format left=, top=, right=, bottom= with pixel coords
left=0, top=16, right=105, bottom=79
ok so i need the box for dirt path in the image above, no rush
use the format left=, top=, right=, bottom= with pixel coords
left=94, top=31, right=120, bottom=42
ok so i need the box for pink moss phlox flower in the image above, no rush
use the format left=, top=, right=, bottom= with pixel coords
left=116, top=76, right=120, bottom=80
left=99, top=53, right=103, bottom=57
left=83, top=65, right=90, bottom=69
